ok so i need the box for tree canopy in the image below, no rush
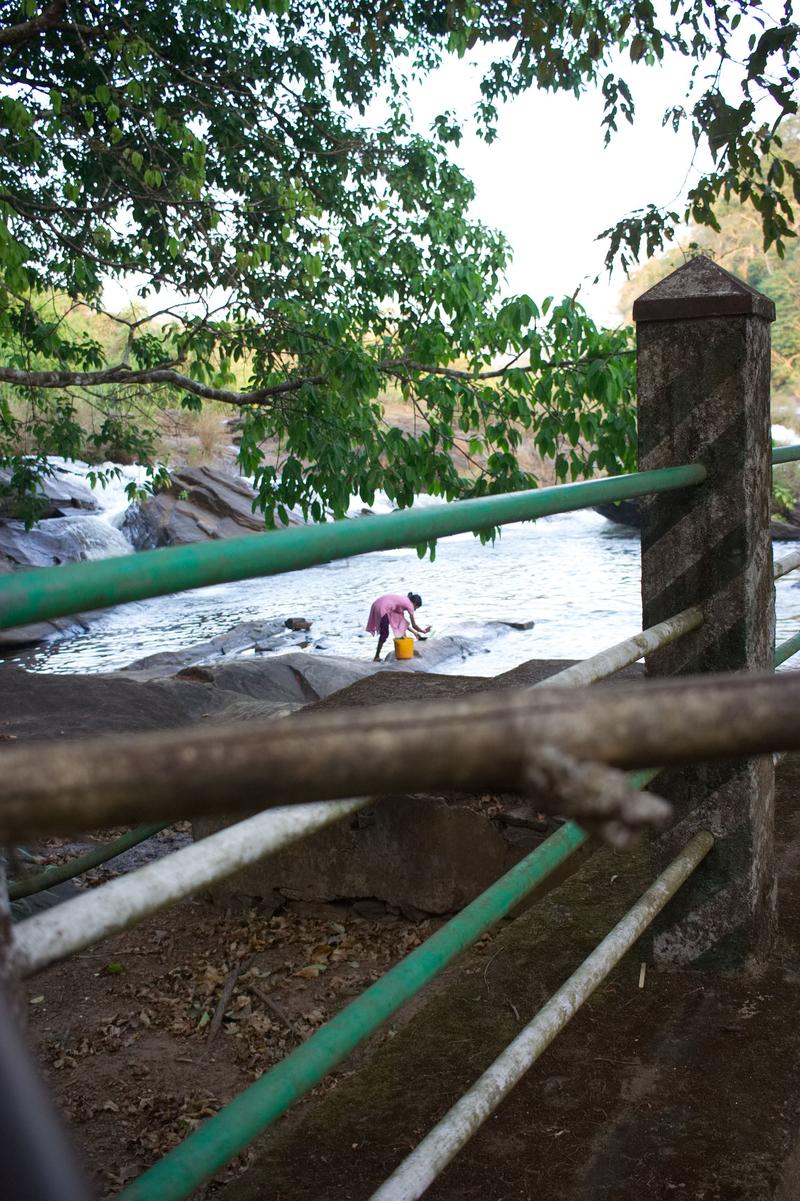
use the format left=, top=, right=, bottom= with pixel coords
left=0, top=0, right=797, bottom=523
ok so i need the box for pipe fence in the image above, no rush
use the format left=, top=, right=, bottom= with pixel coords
left=1, top=262, right=799, bottom=1200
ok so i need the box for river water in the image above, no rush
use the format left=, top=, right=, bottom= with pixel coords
left=12, top=462, right=800, bottom=678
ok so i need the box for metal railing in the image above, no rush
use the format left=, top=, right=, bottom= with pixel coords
left=101, top=543, right=800, bottom=1200
left=369, top=832, right=714, bottom=1201
left=8, top=822, right=169, bottom=902
left=118, top=822, right=590, bottom=1201
left=1, top=445, right=800, bottom=1201
left=0, top=463, right=708, bottom=630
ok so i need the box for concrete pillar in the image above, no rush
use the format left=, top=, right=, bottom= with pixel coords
left=0, top=858, right=22, bottom=1022
left=634, top=255, right=776, bottom=968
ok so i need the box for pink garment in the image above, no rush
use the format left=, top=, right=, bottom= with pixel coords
left=366, top=593, right=413, bottom=638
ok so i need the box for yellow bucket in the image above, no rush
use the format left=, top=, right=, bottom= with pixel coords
left=393, top=636, right=414, bottom=660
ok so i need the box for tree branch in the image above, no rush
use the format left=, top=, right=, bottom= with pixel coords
left=0, top=365, right=325, bottom=404
left=0, top=0, right=66, bottom=47
left=0, top=347, right=632, bottom=407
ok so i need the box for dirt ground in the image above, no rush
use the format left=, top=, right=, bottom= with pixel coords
left=220, top=755, right=800, bottom=1201
left=12, top=656, right=642, bottom=1199
left=22, top=859, right=462, bottom=1198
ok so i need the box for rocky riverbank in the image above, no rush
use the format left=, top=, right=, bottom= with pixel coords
left=0, top=461, right=297, bottom=648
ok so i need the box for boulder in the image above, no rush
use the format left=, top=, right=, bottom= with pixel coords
left=594, top=499, right=641, bottom=530
left=123, top=619, right=308, bottom=676
left=285, top=617, right=312, bottom=631
left=771, top=497, right=800, bottom=540
left=0, top=662, right=226, bottom=741
left=0, top=610, right=92, bottom=650
left=0, top=465, right=99, bottom=520
left=0, top=514, right=131, bottom=570
left=194, top=793, right=551, bottom=914
left=0, top=515, right=133, bottom=648
left=121, top=620, right=484, bottom=683
left=488, top=618, right=535, bottom=631
left=122, top=464, right=301, bottom=549
left=0, top=655, right=327, bottom=740
left=170, top=653, right=384, bottom=704
left=0, top=649, right=401, bottom=744
left=382, top=633, right=478, bottom=671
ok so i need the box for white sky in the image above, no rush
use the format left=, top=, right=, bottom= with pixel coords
left=407, top=47, right=711, bottom=325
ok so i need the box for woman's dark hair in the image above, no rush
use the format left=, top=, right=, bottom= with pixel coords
left=408, top=592, right=422, bottom=609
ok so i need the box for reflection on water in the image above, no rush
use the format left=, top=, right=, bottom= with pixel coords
left=13, top=510, right=800, bottom=678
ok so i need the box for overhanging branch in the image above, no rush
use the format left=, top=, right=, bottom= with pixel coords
left=0, top=0, right=66, bottom=47
left=0, top=365, right=326, bottom=404
left=0, top=347, right=633, bottom=406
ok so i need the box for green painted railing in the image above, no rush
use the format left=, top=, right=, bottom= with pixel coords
left=2, top=446, right=796, bottom=635
left=5, top=446, right=795, bottom=1201
left=8, top=823, right=170, bottom=902
left=771, top=443, right=800, bottom=465
left=775, top=629, right=800, bottom=668
left=119, top=767, right=663, bottom=1201
left=0, top=465, right=706, bottom=631
left=118, top=820, right=589, bottom=1201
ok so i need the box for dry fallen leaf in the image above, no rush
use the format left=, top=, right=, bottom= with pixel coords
left=292, top=963, right=328, bottom=979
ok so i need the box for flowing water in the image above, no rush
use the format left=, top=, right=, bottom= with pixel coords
left=10, top=461, right=800, bottom=678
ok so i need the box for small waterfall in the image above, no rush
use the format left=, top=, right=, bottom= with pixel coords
left=0, top=458, right=143, bottom=573
left=0, top=513, right=133, bottom=570
left=48, top=458, right=153, bottom=529
left=47, top=514, right=133, bottom=560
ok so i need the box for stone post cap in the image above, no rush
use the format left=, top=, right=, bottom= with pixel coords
left=633, top=255, right=775, bottom=323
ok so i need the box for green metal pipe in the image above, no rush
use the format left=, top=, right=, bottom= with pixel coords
left=774, top=630, right=800, bottom=668
left=369, top=829, right=714, bottom=1201
left=628, top=766, right=662, bottom=789
left=772, top=443, right=800, bottom=465
left=0, top=465, right=706, bottom=632
left=8, top=823, right=170, bottom=902
left=118, top=820, right=588, bottom=1201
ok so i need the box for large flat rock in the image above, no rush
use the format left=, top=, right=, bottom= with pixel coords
left=0, top=652, right=390, bottom=741
left=0, top=663, right=229, bottom=740
left=196, top=790, right=558, bottom=914
left=0, top=649, right=503, bottom=742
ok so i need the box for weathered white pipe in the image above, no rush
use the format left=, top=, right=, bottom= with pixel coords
left=774, top=548, right=800, bottom=580
left=369, top=829, right=714, bottom=1201
left=13, top=797, right=368, bottom=977
left=541, top=605, right=703, bottom=689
